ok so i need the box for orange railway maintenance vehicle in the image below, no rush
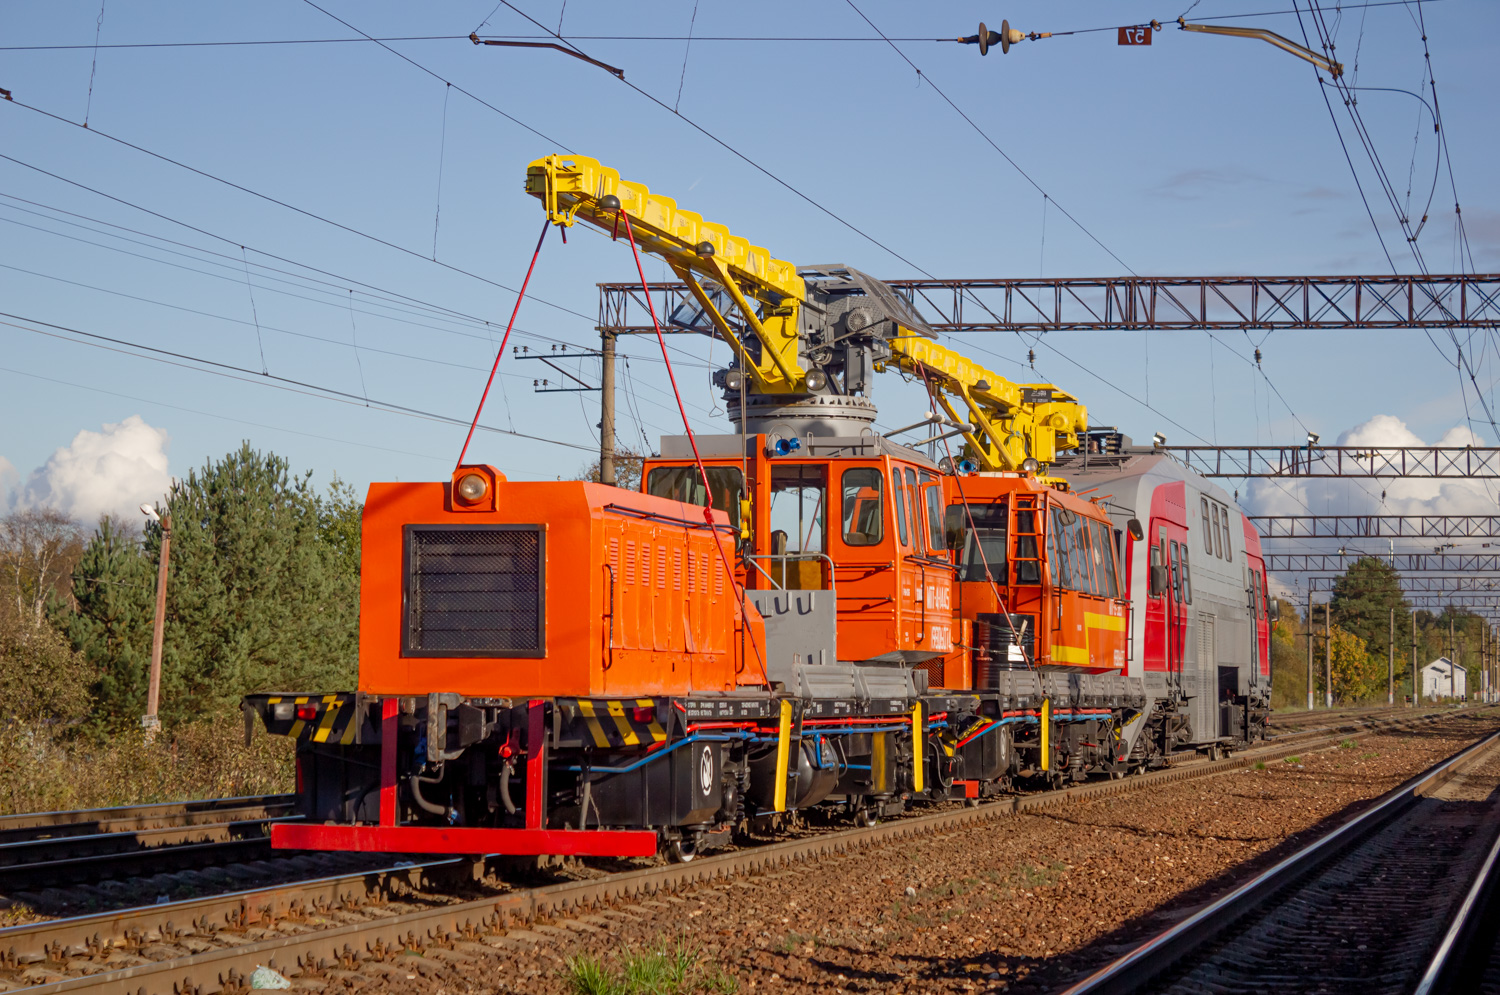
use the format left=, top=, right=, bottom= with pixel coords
left=245, top=156, right=1271, bottom=860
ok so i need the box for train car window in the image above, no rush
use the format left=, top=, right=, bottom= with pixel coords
left=768, top=465, right=827, bottom=552
left=920, top=472, right=945, bottom=550
left=1093, top=521, right=1121, bottom=599
left=1081, top=518, right=1103, bottom=597
left=1014, top=507, right=1041, bottom=584
left=1169, top=540, right=1182, bottom=602
left=1149, top=541, right=1163, bottom=598
left=958, top=503, right=1007, bottom=582
left=1209, top=504, right=1221, bottom=559
left=1180, top=547, right=1193, bottom=603
left=1201, top=497, right=1213, bottom=554
left=905, top=468, right=923, bottom=551
left=646, top=465, right=744, bottom=531
left=893, top=468, right=910, bottom=547
left=1049, top=508, right=1074, bottom=590
left=1220, top=508, right=1233, bottom=561
left=840, top=468, right=884, bottom=546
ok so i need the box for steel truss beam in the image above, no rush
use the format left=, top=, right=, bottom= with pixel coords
left=1251, top=515, right=1500, bottom=539
left=598, top=273, right=1500, bottom=336
left=1306, top=575, right=1500, bottom=594
left=1267, top=553, right=1500, bottom=573
left=1159, top=446, right=1500, bottom=478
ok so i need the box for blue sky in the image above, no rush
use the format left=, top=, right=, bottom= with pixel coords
left=2, top=1, right=1496, bottom=541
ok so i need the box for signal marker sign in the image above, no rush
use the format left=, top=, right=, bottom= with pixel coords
left=1118, top=25, right=1152, bottom=45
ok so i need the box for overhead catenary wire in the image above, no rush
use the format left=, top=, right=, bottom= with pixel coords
left=0, top=188, right=720, bottom=388
left=0, top=5, right=1452, bottom=51
left=1, top=311, right=598, bottom=454
left=0, top=100, right=595, bottom=325
left=0, top=363, right=449, bottom=464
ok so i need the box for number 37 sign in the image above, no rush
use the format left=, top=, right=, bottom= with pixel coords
left=1117, top=25, right=1152, bottom=45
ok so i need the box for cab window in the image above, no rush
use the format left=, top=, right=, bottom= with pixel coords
left=954, top=502, right=1007, bottom=582
left=769, top=464, right=827, bottom=554
left=840, top=468, right=884, bottom=547
left=646, top=465, right=744, bottom=531
left=920, top=472, right=945, bottom=551
left=893, top=469, right=910, bottom=547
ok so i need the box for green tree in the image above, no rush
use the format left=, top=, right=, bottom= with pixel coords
left=1328, top=623, right=1381, bottom=703
left=63, top=515, right=156, bottom=724
left=1270, top=597, right=1305, bottom=710
left=68, top=444, right=361, bottom=727
left=1329, top=557, right=1409, bottom=665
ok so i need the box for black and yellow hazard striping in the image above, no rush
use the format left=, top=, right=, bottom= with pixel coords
left=572, top=698, right=668, bottom=749
left=263, top=694, right=359, bottom=745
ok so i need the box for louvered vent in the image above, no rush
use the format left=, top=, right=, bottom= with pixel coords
left=404, top=526, right=544, bottom=657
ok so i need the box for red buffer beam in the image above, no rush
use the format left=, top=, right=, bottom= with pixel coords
left=598, top=273, right=1500, bottom=335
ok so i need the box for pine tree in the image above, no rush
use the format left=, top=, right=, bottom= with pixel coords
left=1329, top=557, right=1409, bottom=665
left=67, top=444, right=361, bottom=727
left=64, top=515, right=155, bottom=724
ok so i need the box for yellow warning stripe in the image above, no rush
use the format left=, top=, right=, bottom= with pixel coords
left=773, top=700, right=793, bottom=812
left=910, top=703, right=924, bottom=794
left=574, top=699, right=668, bottom=748
left=1085, top=611, right=1127, bottom=632
left=577, top=700, right=612, bottom=749
left=605, top=700, right=641, bottom=746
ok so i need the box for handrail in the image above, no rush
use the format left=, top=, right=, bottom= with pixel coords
left=745, top=552, right=838, bottom=601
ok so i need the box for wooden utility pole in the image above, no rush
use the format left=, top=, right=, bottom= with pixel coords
left=1388, top=608, right=1395, bottom=707
left=1324, top=603, right=1333, bottom=709
left=599, top=331, right=617, bottom=487
left=145, top=511, right=171, bottom=740
left=1306, top=595, right=1315, bottom=711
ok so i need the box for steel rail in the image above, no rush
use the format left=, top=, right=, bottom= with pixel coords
left=1058, top=727, right=1500, bottom=995
left=8, top=708, right=1468, bottom=995
left=1412, top=821, right=1500, bottom=994
left=0, top=796, right=295, bottom=844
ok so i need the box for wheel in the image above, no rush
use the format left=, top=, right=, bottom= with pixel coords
left=667, top=834, right=698, bottom=863
left=964, top=797, right=982, bottom=808
left=854, top=804, right=878, bottom=827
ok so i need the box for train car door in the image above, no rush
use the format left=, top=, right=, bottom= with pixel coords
left=1148, top=483, right=1191, bottom=693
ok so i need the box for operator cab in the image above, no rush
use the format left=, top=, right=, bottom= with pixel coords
left=642, top=433, right=952, bottom=668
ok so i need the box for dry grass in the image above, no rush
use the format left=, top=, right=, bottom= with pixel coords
left=0, top=720, right=294, bottom=815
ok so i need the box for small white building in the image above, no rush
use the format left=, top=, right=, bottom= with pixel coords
left=1421, top=657, right=1467, bottom=700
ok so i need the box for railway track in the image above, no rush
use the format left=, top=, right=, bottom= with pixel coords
left=0, top=797, right=295, bottom=846
left=0, top=706, right=1476, bottom=995
left=1060, top=724, right=1500, bottom=995
left=0, top=798, right=299, bottom=896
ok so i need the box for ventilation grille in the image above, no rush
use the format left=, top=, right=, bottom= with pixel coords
left=405, top=526, right=544, bottom=657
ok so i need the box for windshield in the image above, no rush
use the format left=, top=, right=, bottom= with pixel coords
left=646, top=465, right=744, bottom=531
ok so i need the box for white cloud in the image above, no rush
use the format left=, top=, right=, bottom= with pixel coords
left=1247, top=414, right=1491, bottom=521
left=1249, top=414, right=1495, bottom=598
left=11, top=416, right=172, bottom=524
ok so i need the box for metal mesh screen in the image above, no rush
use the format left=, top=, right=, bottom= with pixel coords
left=406, top=527, right=543, bottom=656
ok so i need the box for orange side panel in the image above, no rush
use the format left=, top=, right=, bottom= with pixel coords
left=358, top=477, right=758, bottom=699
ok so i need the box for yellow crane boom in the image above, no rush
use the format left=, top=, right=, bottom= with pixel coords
left=526, top=153, right=1087, bottom=472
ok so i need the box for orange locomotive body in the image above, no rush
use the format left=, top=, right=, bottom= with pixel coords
left=356, top=465, right=760, bottom=699
left=242, top=156, right=1267, bottom=860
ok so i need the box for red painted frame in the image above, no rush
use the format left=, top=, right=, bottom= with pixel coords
left=271, top=823, right=659, bottom=857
